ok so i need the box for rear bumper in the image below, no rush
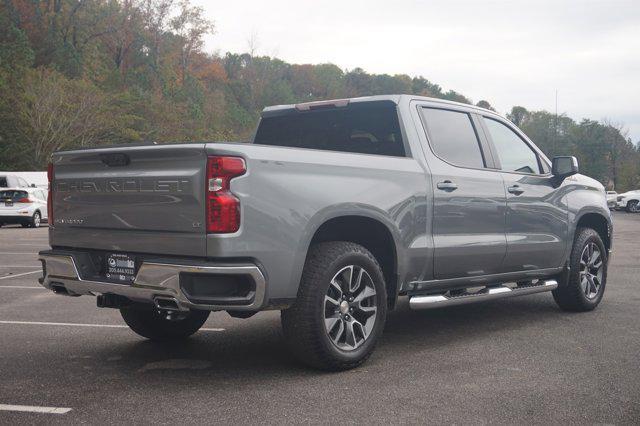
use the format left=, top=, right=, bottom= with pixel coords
left=0, top=215, right=31, bottom=223
left=38, top=251, right=266, bottom=312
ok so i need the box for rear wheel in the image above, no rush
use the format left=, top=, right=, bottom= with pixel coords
left=120, top=306, right=210, bottom=341
left=626, top=200, right=639, bottom=213
left=281, top=241, right=387, bottom=371
left=28, top=211, right=41, bottom=228
left=553, top=227, right=607, bottom=312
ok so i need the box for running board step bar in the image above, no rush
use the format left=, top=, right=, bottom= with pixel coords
left=409, top=280, right=558, bottom=310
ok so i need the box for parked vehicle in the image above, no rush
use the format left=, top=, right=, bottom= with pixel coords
left=38, top=95, right=612, bottom=370
left=0, top=171, right=48, bottom=190
left=0, top=187, right=48, bottom=228
left=616, top=190, right=640, bottom=212
left=606, top=191, right=618, bottom=209
left=0, top=174, right=31, bottom=189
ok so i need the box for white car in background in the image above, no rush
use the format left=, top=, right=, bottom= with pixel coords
left=616, top=190, right=640, bottom=213
left=0, top=187, right=48, bottom=228
left=0, top=174, right=31, bottom=189
left=0, top=171, right=48, bottom=190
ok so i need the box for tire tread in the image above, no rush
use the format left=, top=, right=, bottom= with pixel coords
left=120, top=307, right=210, bottom=341
left=281, top=241, right=386, bottom=371
left=552, top=227, right=607, bottom=312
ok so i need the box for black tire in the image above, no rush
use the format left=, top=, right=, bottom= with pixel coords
left=553, top=227, right=607, bottom=312
left=120, top=306, right=210, bottom=341
left=28, top=211, right=41, bottom=228
left=281, top=241, right=387, bottom=371
left=626, top=200, right=639, bottom=213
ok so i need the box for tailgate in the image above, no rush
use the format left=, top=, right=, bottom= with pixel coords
left=50, top=144, right=207, bottom=257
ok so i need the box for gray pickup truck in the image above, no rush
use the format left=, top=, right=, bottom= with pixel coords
left=39, top=95, right=612, bottom=370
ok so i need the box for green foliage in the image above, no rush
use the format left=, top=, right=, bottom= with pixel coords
left=476, top=100, right=495, bottom=111
left=509, top=106, right=639, bottom=191
left=0, top=0, right=637, bottom=190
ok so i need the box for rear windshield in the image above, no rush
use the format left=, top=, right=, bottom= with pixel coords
left=0, top=190, right=28, bottom=201
left=254, top=102, right=406, bottom=157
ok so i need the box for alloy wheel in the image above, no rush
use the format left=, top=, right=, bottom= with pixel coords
left=324, top=265, right=377, bottom=351
left=579, top=242, right=603, bottom=300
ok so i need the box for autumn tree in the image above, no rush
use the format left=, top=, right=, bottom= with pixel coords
left=16, top=68, right=135, bottom=168
left=170, top=0, right=214, bottom=84
left=0, top=0, right=636, bottom=190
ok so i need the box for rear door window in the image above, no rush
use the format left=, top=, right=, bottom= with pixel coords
left=483, top=117, right=541, bottom=174
left=420, top=108, right=485, bottom=168
left=0, top=190, right=28, bottom=201
left=254, top=102, right=406, bottom=157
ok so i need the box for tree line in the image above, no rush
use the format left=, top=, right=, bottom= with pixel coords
left=1, top=0, right=638, bottom=191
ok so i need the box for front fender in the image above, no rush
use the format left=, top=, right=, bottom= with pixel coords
left=565, top=180, right=612, bottom=261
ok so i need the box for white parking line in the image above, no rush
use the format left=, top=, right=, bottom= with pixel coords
left=0, top=320, right=225, bottom=332
left=0, top=404, right=72, bottom=414
left=0, top=270, right=41, bottom=280
left=0, top=286, right=44, bottom=289
left=0, top=265, right=42, bottom=268
left=0, top=252, right=36, bottom=254
left=0, top=320, right=128, bottom=328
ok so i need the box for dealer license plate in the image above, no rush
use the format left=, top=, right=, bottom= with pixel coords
left=105, top=253, right=136, bottom=283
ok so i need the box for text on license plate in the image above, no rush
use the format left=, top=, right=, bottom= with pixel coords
left=105, top=253, right=135, bottom=282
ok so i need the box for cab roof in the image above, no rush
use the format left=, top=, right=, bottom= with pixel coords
left=262, top=94, right=499, bottom=117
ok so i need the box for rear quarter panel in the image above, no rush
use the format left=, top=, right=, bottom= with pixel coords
left=205, top=143, right=429, bottom=302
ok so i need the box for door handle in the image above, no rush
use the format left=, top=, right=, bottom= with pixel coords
left=436, top=180, right=458, bottom=191
left=507, top=185, right=524, bottom=195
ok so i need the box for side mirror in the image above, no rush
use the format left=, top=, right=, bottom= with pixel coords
left=552, top=156, right=579, bottom=179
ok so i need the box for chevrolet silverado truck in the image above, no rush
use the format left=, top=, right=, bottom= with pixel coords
left=39, top=95, right=612, bottom=370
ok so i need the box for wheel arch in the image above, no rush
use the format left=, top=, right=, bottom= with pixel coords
left=625, top=198, right=639, bottom=211
left=297, top=210, right=403, bottom=309
left=575, top=212, right=611, bottom=253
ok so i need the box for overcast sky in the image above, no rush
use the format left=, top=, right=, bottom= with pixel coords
left=193, top=0, right=640, bottom=142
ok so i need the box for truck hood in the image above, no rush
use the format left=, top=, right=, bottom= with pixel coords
left=570, top=173, right=604, bottom=191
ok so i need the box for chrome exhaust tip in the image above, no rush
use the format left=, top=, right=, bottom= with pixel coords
left=153, top=296, right=185, bottom=312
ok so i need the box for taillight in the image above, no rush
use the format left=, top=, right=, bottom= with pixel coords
left=17, top=197, right=32, bottom=203
left=47, top=162, right=54, bottom=224
left=206, top=156, right=246, bottom=233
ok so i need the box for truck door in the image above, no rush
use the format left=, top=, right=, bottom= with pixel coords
left=479, top=116, right=568, bottom=272
left=417, top=105, right=507, bottom=280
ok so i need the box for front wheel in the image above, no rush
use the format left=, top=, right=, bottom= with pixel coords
left=553, top=227, right=607, bottom=312
left=626, top=200, right=639, bottom=213
left=281, top=241, right=387, bottom=371
left=120, top=306, right=210, bottom=341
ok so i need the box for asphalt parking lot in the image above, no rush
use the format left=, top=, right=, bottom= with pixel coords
left=0, top=213, right=639, bottom=424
